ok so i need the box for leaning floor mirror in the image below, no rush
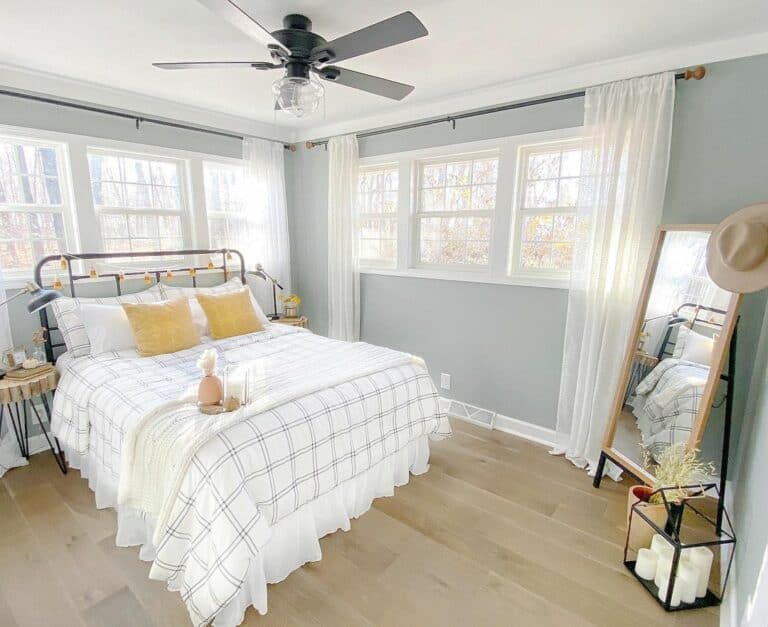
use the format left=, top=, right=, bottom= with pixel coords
left=595, top=225, right=742, bottom=495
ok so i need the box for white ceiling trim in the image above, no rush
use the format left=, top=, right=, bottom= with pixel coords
left=1, top=29, right=767, bottom=146
left=290, top=30, right=768, bottom=143
left=0, top=62, right=292, bottom=143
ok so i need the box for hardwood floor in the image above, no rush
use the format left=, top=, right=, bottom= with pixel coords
left=0, top=420, right=718, bottom=626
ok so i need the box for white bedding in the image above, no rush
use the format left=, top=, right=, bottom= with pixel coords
left=631, top=357, right=708, bottom=458
left=51, top=324, right=450, bottom=626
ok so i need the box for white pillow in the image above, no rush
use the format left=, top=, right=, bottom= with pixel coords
left=80, top=304, right=136, bottom=354
left=159, top=277, right=270, bottom=332
left=675, top=326, right=716, bottom=366
left=50, top=284, right=164, bottom=357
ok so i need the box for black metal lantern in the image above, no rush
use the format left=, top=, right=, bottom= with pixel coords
left=624, top=484, right=735, bottom=611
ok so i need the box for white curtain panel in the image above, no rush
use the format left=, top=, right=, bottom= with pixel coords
left=0, top=266, right=26, bottom=478
left=241, top=137, right=291, bottom=316
left=553, top=72, right=676, bottom=478
left=327, top=134, right=360, bottom=341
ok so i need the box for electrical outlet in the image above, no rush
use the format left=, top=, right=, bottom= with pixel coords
left=440, top=373, right=451, bottom=390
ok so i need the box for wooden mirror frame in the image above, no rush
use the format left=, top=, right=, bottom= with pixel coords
left=597, top=224, right=742, bottom=486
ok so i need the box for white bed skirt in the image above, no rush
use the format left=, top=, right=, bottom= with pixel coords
left=62, top=436, right=431, bottom=626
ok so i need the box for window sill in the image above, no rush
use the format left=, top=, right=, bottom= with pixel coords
left=359, top=267, right=569, bottom=290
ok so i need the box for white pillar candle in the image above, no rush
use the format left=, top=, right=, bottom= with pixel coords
left=688, top=547, right=714, bottom=598
left=677, top=562, right=699, bottom=604
left=657, top=574, right=682, bottom=607
left=654, top=554, right=672, bottom=588
left=651, top=534, right=674, bottom=558
left=634, top=548, right=658, bottom=580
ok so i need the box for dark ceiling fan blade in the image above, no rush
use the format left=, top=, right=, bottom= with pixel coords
left=153, top=61, right=278, bottom=70
left=310, top=12, right=427, bottom=64
left=315, top=66, right=414, bottom=100
left=195, top=0, right=289, bottom=54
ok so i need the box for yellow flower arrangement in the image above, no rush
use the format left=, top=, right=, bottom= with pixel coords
left=280, top=294, right=301, bottom=306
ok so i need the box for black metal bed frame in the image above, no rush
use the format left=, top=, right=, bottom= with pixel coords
left=33, top=248, right=246, bottom=364
left=594, top=301, right=738, bottom=535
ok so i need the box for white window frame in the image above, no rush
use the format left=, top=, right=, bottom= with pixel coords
left=412, top=149, right=500, bottom=271
left=358, top=127, right=582, bottom=289
left=508, top=136, right=584, bottom=285
left=202, top=159, right=247, bottom=256
left=87, top=146, right=193, bottom=258
left=357, top=161, right=399, bottom=269
left=0, top=132, right=79, bottom=282
left=0, top=124, right=251, bottom=288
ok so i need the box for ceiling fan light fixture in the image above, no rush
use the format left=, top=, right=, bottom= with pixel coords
left=272, top=75, right=324, bottom=118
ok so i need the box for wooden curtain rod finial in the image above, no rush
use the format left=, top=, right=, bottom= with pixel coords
left=305, top=140, right=316, bottom=149
left=287, top=144, right=297, bottom=152
left=684, top=66, right=706, bottom=80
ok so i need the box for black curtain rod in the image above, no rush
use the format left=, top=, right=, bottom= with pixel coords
left=0, top=87, right=296, bottom=151
left=305, top=67, right=706, bottom=148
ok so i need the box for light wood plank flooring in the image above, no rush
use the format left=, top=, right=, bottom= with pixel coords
left=0, top=420, right=717, bottom=626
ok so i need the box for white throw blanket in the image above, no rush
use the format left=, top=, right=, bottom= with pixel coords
left=117, top=339, right=422, bottom=543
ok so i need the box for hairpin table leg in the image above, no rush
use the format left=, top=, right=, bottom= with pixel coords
left=34, top=394, right=67, bottom=474
left=6, top=402, right=28, bottom=458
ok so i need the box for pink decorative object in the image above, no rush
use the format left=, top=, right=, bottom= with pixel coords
left=198, top=374, right=223, bottom=405
left=197, top=349, right=223, bottom=406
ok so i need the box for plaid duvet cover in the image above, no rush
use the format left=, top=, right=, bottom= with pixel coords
left=51, top=324, right=450, bottom=625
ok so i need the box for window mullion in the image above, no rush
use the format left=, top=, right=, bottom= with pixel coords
left=397, top=159, right=412, bottom=270
left=490, top=142, right=517, bottom=277
left=67, top=138, right=100, bottom=253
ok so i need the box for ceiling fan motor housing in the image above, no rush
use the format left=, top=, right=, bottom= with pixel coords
left=271, top=14, right=328, bottom=62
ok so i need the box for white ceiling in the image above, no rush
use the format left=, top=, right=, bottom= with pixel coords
left=2, top=0, right=768, bottom=141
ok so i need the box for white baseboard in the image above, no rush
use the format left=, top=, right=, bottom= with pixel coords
left=441, top=396, right=556, bottom=448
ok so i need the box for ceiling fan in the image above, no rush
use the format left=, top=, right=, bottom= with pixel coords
left=153, top=0, right=429, bottom=118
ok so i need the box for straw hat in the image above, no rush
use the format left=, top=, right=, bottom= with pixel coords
left=706, top=203, right=768, bottom=293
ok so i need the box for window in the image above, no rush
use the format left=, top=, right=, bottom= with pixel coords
left=357, top=164, right=398, bottom=267
left=511, top=140, right=582, bottom=275
left=0, top=137, right=72, bottom=272
left=203, top=162, right=246, bottom=250
left=87, top=150, right=185, bottom=254
left=415, top=152, right=498, bottom=267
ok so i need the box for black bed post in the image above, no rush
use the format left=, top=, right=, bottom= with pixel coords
left=717, top=321, right=738, bottom=535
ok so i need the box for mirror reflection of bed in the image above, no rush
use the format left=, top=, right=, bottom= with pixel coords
left=614, top=230, right=734, bottom=475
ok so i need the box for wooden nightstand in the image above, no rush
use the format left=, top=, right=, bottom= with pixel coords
left=274, top=316, right=308, bottom=329
left=0, top=367, right=67, bottom=473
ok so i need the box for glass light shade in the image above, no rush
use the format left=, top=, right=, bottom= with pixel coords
left=272, top=76, right=324, bottom=118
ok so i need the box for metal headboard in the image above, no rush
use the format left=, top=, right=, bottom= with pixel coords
left=34, top=248, right=246, bottom=363
left=656, top=302, right=728, bottom=362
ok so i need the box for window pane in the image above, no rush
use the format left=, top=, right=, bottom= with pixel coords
left=0, top=241, right=34, bottom=270
left=525, top=180, right=558, bottom=208
left=419, top=216, right=491, bottom=266
left=513, top=140, right=582, bottom=276
left=472, top=158, right=498, bottom=184
left=357, top=165, right=399, bottom=266
left=416, top=153, right=497, bottom=267
left=89, top=151, right=185, bottom=253
left=0, top=141, right=62, bottom=207
left=445, top=161, right=471, bottom=186
left=101, top=214, right=128, bottom=238
left=558, top=178, right=579, bottom=207
left=560, top=149, right=581, bottom=177
left=204, top=163, right=244, bottom=214
left=527, top=152, right=560, bottom=180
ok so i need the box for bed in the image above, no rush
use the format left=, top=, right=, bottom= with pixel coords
left=38, top=249, right=451, bottom=626
left=629, top=303, right=727, bottom=461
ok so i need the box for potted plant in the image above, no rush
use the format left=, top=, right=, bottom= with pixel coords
left=281, top=293, right=301, bottom=318
left=648, top=443, right=715, bottom=535
left=627, top=443, right=715, bottom=550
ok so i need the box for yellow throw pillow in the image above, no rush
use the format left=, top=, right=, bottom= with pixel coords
left=122, top=298, right=200, bottom=357
left=195, top=288, right=264, bottom=340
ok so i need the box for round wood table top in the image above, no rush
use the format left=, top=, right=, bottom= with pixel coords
left=0, top=368, right=58, bottom=404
